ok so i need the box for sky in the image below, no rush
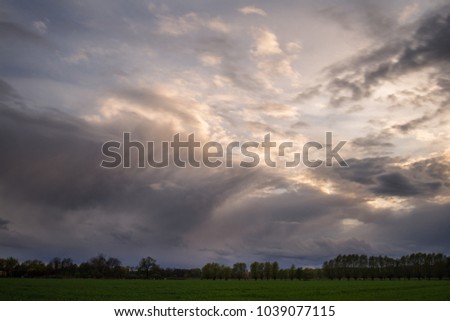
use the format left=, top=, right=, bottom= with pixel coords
left=0, top=0, right=449, bottom=268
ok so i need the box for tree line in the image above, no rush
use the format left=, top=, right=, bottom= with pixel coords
left=322, top=253, right=449, bottom=280
left=0, top=255, right=200, bottom=279
left=201, top=261, right=319, bottom=280
left=1, top=252, right=449, bottom=280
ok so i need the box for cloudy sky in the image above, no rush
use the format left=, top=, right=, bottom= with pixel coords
left=0, top=0, right=449, bottom=267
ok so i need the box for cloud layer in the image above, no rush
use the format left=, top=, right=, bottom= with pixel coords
left=0, top=0, right=449, bottom=267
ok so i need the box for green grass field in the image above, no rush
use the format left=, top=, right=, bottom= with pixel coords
left=1, top=279, right=449, bottom=300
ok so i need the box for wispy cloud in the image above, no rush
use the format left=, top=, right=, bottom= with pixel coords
left=239, top=6, right=267, bottom=16
left=157, top=13, right=231, bottom=36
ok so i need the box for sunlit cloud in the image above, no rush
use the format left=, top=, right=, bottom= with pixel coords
left=239, top=6, right=267, bottom=17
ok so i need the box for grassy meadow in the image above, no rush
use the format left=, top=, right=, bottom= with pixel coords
left=0, top=279, right=449, bottom=300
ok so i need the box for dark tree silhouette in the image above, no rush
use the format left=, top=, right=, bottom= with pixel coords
left=138, top=257, right=157, bottom=279
left=232, top=262, right=247, bottom=280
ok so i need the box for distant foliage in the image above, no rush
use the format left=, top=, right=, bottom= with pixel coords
left=0, top=252, right=449, bottom=280
left=322, top=253, right=449, bottom=280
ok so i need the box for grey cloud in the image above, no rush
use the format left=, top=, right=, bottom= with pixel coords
left=391, top=67, right=450, bottom=132
left=351, top=132, right=394, bottom=150
left=188, top=185, right=375, bottom=264
left=318, top=0, right=398, bottom=39
left=0, top=92, right=125, bottom=210
left=358, top=6, right=450, bottom=90
left=396, top=7, right=450, bottom=68
left=0, top=78, right=22, bottom=103
left=370, top=172, right=441, bottom=197
left=0, top=218, right=9, bottom=230
left=0, top=79, right=293, bottom=263
left=376, top=202, right=450, bottom=253
left=253, top=237, right=374, bottom=265
left=333, top=157, right=395, bottom=185
left=324, top=41, right=402, bottom=80
left=310, top=238, right=374, bottom=256
left=294, top=85, right=322, bottom=102
left=359, top=4, right=449, bottom=76
left=222, top=65, right=268, bottom=92
left=385, top=88, right=439, bottom=110
left=408, top=155, right=450, bottom=188
left=0, top=21, right=45, bottom=44
left=321, top=3, right=450, bottom=125
left=393, top=103, right=448, bottom=133
left=345, top=104, right=364, bottom=113
left=325, top=155, right=448, bottom=198
left=0, top=98, right=248, bottom=221
left=188, top=174, right=446, bottom=266
left=291, top=120, right=309, bottom=128
left=327, top=78, right=365, bottom=107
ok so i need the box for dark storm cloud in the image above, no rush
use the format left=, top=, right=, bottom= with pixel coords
left=370, top=172, right=441, bottom=197
left=376, top=202, right=450, bottom=252
left=333, top=157, right=395, bottom=185
left=137, top=168, right=282, bottom=244
left=360, top=8, right=450, bottom=101
left=1, top=79, right=448, bottom=264
left=0, top=79, right=289, bottom=262
left=311, top=238, right=374, bottom=255
left=190, top=185, right=377, bottom=264
left=323, top=155, right=448, bottom=198
left=351, top=4, right=450, bottom=82
left=0, top=86, right=124, bottom=210
left=253, top=237, right=374, bottom=265
left=194, top=174, right=447, bottom=266
left=0, top=85, right=239, bottom=213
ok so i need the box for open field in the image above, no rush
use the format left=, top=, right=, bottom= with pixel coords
left=0, top=279, right=449, bottom=300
